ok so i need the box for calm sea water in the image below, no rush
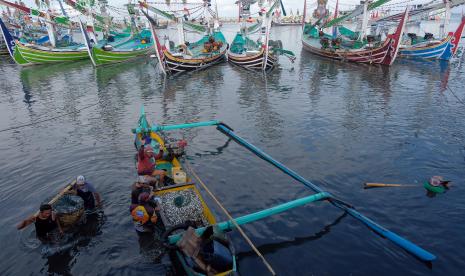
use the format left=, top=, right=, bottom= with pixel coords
left=1, top=23, right=465, bottom=275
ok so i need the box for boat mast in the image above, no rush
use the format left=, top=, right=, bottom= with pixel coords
left=260, top=0, right=274, bottom=70
left=214, top=0, right=219, bottom=31
left=440, top=0, right=451, bottom=37
left=332, top=0, right=339, bottom=38
left=359, top=0, right=370, bottom=41
left=302, top=0, right=306, bottom=28
left=42, top=0, right=57, bottom=47
left=98, top=0, right=110, bottom=39
left=177, top=15, right=185, bottom=45
left=85, top=1, right=98, bottom=43
left=57, top=0, right=72, bottom=41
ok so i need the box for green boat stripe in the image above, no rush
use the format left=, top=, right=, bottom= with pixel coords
left=94, top=49, right=150, bottom=58
left=22, top=56, right=88, bottom=63
left=20, top=52, right=88, bottom=60
left=19, top=49, right=88, bottom=59
left=18, top=46, right=86, bottom=56
left=95, top=52, right=145, bottom=59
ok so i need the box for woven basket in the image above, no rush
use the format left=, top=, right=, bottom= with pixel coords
left=53, top=194, right=85, bottom=229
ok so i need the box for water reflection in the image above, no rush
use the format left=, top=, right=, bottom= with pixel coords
left=234, top=67, right=284, bottom=140
left=237, top=212, right=347, bottom=259
left=95, top=59, right=147, bottom=89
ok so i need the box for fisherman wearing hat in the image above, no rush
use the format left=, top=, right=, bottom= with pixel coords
left=69, top=175, right=102, bottom=210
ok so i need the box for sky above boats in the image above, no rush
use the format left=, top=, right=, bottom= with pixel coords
left=11, top=0, right=462, bottom=18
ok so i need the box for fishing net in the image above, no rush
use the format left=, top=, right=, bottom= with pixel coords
left=52, top=194, right=85, bottom=228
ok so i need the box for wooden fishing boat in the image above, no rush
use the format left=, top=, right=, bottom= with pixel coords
left=0, top=16, right=89, bottom=65
left=80, top=22, right=153, bottom=66
left=133, top=109, right=237, bottom=275
left=301, top=7, right=408, bottom=65
left=228, top=0, right=295, bottom=71
left=133, top=116, right=436, bottom=267
left=13, top=41, right=88, bottom=65
left=399, top=16, right=465, bottom=60
left=141, top=3, right=227, bottom=76
left=147, top=23, right=226, bottom=75
left=228, top=42, right=277, bottom=71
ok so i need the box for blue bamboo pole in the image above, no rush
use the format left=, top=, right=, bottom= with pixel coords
left=216, top=124, right=436, bottom=262
left=168, top=192, right=330, bottom=244
left=132, top=120, right=220, bottom=133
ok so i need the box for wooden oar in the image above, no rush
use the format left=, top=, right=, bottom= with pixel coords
left=364, top=182, right=419, bottom=189
left=17, top=180, right=76, bottom=230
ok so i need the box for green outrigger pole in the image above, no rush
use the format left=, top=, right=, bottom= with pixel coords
left=136, top=108, right=436, bottom=262
left=168, top=192, right=330, bottom=244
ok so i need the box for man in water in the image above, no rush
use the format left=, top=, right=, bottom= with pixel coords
left=130, top=192, right=160, bottom=233
left=70, top=175, right=102, bottom=210
left=17, top=204, right=64, bottom=242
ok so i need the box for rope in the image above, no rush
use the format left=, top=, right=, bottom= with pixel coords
left=184, top=160, right=277, bottom=276
left=446, top=84, right=465, bottom=105
left=0, top=101, right=101, bottom=133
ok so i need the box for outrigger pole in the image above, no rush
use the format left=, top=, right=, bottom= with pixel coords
left=133, top=115, right=436, bottom=262
left=168, top=192, right=331, bottom=244
left=216, top=124, right=436, bottom=262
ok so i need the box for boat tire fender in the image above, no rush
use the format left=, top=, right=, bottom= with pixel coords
left=161, top=221, right=197, bottom=250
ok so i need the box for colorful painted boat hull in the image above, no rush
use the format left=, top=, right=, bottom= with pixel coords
left=90, top=46, right=152, bottom=66
left=228, top=48, right=277, bottom=71
left=14, top=42, right=88, bottom=65
left=399, top=16, right=465, bottom=60
left=301, top=8, right=408, bottom=66
left=160, top=48, right=227, bottom=75
left=143, top=11, right=226, bottom=76
left=79, top=21, right=153, bottom=66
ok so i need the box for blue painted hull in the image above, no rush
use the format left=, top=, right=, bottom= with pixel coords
left=399, top=36, right=453, bottom=60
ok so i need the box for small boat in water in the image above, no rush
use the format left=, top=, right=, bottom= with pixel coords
left=228, top=0, right=295, bottom=71
left=79, top=3, right=154, bottom=67
left=80, top=22, right=153, bottom=66
left=398, top=16, right=465, bottom=60
left=132, top=109, right=237, bottom=275
left=141, top=2, right=227, bottom=76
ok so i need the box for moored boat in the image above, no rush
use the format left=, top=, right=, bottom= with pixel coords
left=399, top=16, right=465, bottom=60
left=80, top=21, right=153, bottom=66
left=301, top=6, right=408, bottom=65
left=0, top=16, right=88, bottom=65
left=141, top=2, right=227, bottom=76
left=228, top=0, right=295, bottom=71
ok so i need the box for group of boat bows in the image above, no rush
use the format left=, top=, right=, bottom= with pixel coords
left=1, top=0, right=297, bottom=74
left=300, top=0, right=465, bottom=64
left=1, top=0, right=465, bottom=72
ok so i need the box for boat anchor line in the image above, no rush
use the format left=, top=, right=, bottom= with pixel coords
left=134, top=119, right=436, bottom=262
